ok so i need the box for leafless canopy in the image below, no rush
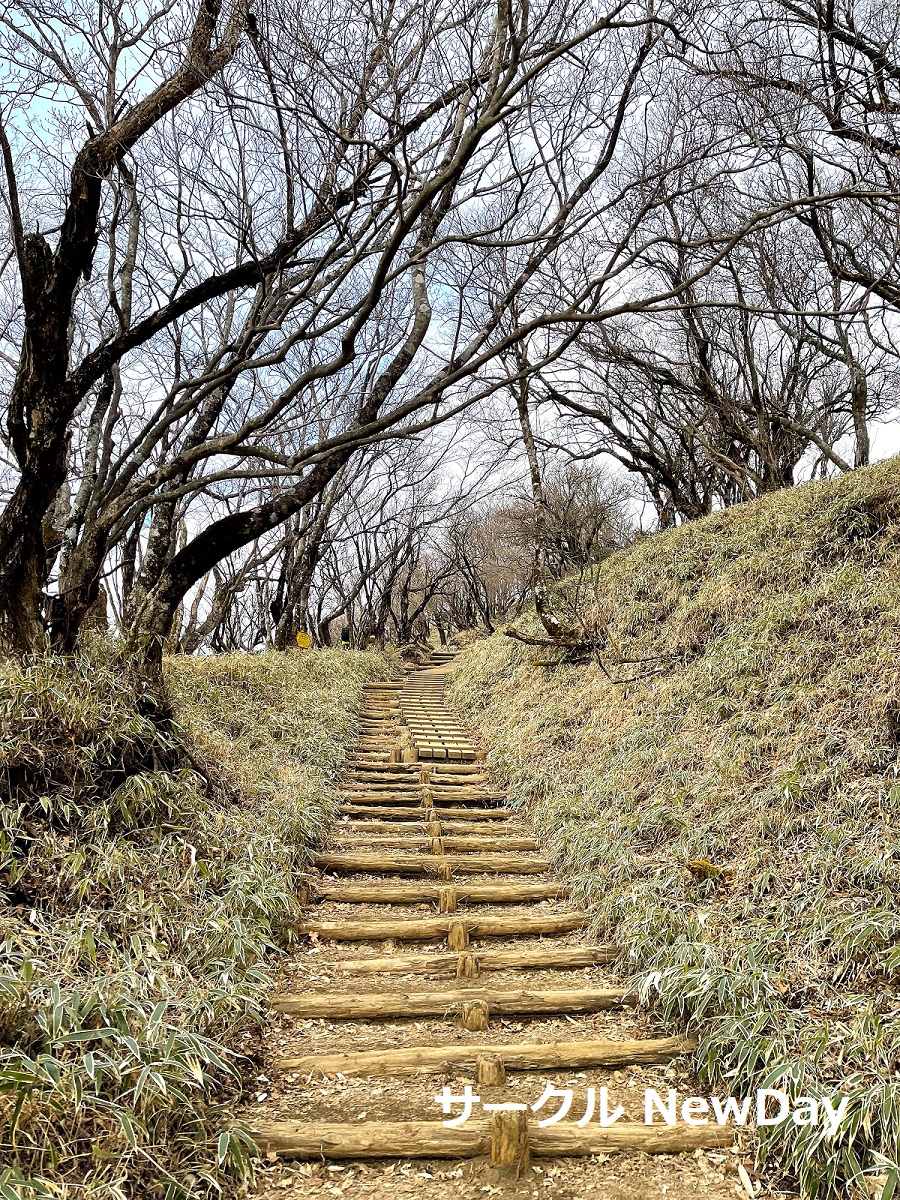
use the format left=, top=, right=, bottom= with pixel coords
left=0, top=0, right=897, bottom=655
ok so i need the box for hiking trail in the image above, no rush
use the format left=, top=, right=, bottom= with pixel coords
left=247, top=655, right=763, bottom=1199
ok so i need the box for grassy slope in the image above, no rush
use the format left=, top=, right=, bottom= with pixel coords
left=0, top=644, right=388, bottom=1198
left=449, top=457, right=900, bottom=1199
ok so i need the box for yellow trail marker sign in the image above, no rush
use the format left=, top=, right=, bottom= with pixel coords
left=296, top=631, right=311, bottom=649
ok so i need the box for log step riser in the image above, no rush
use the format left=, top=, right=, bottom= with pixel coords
left=271, top=986, right=630, bottom=1019
left=277, top=1035, right=697, bottom=1075
left=297, top=913, right=585, bottom=942
left=314, top=853, right=552, bottom=875
left=313, top=882, right=568, bottom=904
left=332, top=945, right=619, bottom=975
left=254, top=1119, right=730, bottom=1161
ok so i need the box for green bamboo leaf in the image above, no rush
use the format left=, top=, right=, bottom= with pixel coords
left=117, top=1110, right=138, bottom=1149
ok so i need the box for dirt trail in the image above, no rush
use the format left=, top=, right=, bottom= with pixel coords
left=246, top=659, right=789, bottom=1199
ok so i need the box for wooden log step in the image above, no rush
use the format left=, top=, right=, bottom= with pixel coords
left=334, top=835, right=539, bottom=852
left=313, top=881, right=567, bottom=904
left=407, top=735, right=475, bottom=745
left=341, top=790, right=497, bottom=805
left=428, top=781, right=489, bottom=791
left=406, top=717, right=465, bottom=723
left=254, top=1119, right=488, bottom=1160
left=533, top=1121, right=732, bottom=1154
left=342, top=790, right=425, bottom=799
left=429, top=791, right=503, bottom=802
left=277, top=1034, right=695, bottom=1075
left=348, top=763, right=415, bottom=772
left=430, top=766, right=486, bottom=776
left=343, top=787, right=496, bottom=796
left=253, top=1119, right=730, bottom=1160
left=429, top=788, right=495, bottom=796
left=296, top=911, right=585, bottom=942
left=313, top=852, right=551, bottom=876
left=428, top=806, right=514, bottom=819
left=339, top=792, right=427, bottom=803
left=342, top=797, right=499, bottom=812
left=333, top=819, right=525, bottom=835
left=419, top=753, right=480, bottom=763
left=332, top=820, right=435, bottom=834
left=270, top=985, right=629, bottom=1018
left=345, top=779, right=419, bottom=787
left=346, top=762, right=416, bottom=772
left=337, top=804, right=425, bottom=818
left=343, top=814, right=488, bottom=827
left=419, top=726, right=473, bottom=733
left=435, top=819, right=523, bottom=831
left=335, top=944, right=617, bottom=975
left=337, top=804, right=515, bottom=820
left=343, top=779, right=423, bottom=789
left=421, top=748, right=482, bottom=759
left=406, top=731, right=472, bottom=741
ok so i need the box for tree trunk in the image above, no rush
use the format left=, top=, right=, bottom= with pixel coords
left=0, top=234, right=86, bottom=652
left=48, top=520, right=109, bottom=652
left=0, top=1, right=249, bottom=653
left=126, top=456, right=350, bottom=667
left=275, top=526, right=322, bottom=649
left=850, top=363, right=870, bottom=469
left=512, top=376, right=571, bottom=640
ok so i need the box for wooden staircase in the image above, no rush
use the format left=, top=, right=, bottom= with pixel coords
left=251, top=662, right=730, bottom=1176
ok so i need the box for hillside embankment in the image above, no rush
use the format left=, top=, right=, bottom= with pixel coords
left=447, top=458, right=900, bottom=1198
left=0, top=644, right=390, bottom=1197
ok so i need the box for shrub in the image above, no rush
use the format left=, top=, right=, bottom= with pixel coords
left=0, top=642, right=388, bottom=1197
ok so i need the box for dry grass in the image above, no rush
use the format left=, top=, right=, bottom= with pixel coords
left=0, top=642, right=389, bottom=1198
left=448, top=457, right=900, bottom=1200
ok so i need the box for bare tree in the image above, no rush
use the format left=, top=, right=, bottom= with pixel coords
left=0, top=0, right=253, bottom=649
left=1, top=0, right=692, bottom=662
left=5, top=0, right=893, bottom=661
